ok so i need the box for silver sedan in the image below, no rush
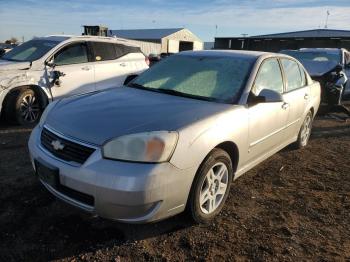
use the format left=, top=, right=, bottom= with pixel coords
left=28, top=50, right=321, bottom=223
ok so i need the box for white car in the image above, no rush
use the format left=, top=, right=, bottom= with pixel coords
left=0, top=35, right=149, bottom=125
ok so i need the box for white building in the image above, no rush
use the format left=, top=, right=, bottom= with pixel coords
left=108, top=28, right=203, bottom=55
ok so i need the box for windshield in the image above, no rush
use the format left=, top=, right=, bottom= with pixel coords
left=1, top=39, right=60, bottom=62
left=282, top=50, right=341, bottom=64
left=130, top=54, right=255, bottom=103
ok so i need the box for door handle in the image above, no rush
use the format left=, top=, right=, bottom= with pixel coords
left=304, top=94, right=309, bottom=100
left=81, top=66, right=90, bottom=71
left=282, top=102, right=289, bottom=110
left=119, top=63, right=126, bottom=67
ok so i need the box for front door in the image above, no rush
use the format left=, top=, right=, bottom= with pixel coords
left=50, top=42, right=95, bottom=99
left=247, top=58, right=289, bottom=163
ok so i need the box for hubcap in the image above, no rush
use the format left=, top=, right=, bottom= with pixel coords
left=199, top=162, right=229, bottom=214
left=20, top=93, right=40, bottom=123
left=300, top=114, right=312, bottom=146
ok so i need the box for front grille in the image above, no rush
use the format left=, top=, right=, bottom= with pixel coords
left=41, top=127, right=95, bottom=164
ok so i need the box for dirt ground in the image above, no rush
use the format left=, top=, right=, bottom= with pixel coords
left=0, top=112, right=349, bottom=261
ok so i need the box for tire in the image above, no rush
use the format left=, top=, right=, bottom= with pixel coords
left=4, top=88, right=42, bottom=126
left=294, top=111, right=313, bottom=149
left=188, top=148, right=233, bottom=224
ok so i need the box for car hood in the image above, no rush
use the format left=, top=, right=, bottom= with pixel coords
left=46, top=87, right=232, bottom=145
left=302, top=60, right=338, bottom=77
left=0, top=59, right=31, bottom=71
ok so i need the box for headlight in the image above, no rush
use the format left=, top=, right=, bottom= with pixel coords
left=102, top=131, right=178, bottom=163
left=39, top=100, right=59, bottom=127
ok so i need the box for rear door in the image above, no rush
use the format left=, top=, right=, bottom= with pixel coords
left=90, top=42, right=145, bottom=90
left=90, top=42, right=128, bottom=90
left=247, top=58, right=289, bottom=163
left=280, top=58, right=309, bottom=139
left=50, top=42, right=95, bottom=99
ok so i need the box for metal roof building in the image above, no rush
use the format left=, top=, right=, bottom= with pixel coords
left=108, top=28, right=203, bottom=54
left=215, top=29, right=350, bottom=52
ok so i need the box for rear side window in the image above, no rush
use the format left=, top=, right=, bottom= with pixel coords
left=281, top=59, right=304, bottom=91
left=299, top=64, right=307, bottom=87
left=254, top=58, right=284, bottom=94
left=91, top=42, right=141, bottom=62
left=91, top=42, right=117, bottom=61
left=115, top=44, right=141, bottom=57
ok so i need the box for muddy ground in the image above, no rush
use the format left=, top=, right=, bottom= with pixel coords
left=0, top=112, right=349, bottom=261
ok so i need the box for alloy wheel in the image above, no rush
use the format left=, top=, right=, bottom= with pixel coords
left=199, top=162, right=229, bottom=214
left=19, top=93, right=40, bottom=123
left=300, top=114, right=312, bottom=146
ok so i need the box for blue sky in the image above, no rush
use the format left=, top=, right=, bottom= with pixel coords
left=1, top=0, right=350, bottom=42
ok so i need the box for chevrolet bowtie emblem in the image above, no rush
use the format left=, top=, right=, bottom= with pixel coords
left=51, top=140, right=65, bottom=151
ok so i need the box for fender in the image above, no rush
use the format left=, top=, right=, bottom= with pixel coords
left=0, top=84, right=50, bottom=114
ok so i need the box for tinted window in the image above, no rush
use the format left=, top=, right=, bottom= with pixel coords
left=92, top=42, right=117, bottom=61
left=54, top=43, right=88, bottom=66
left=254, top=58, right=284, bottom=94
left=281, top=59, right=303, bottom=91
left=2, top=39, right=59, bottom=62
left=91, top=42, right=141, bottom=61
left=132, top=55, right=255, bottom=103
left=115, top=44, right=140, bottom=58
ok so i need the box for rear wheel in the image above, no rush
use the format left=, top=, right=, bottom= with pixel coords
left=188, top=148, right=233, bottom=224
left=294, top=111, right=313, bottom=149
left=5, top=88, right=42, bottom=126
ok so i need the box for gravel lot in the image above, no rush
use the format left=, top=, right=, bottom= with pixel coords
left=0, top=113, right=349, bottom=261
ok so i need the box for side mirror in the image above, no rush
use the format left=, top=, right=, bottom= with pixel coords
left=248, top=89, right=283, bottom=105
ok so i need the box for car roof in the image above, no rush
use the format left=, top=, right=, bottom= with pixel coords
left=178, top=50, right=283, bottom=59
left=39, top=35, right=140, bottom=47
left=282, top=48, right=343, bottom=54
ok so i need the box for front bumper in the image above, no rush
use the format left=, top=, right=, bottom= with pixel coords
left=28, top=125, right=196, bottom=223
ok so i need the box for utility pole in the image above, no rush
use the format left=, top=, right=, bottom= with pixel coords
left=325, top=10, right=330, bottom=29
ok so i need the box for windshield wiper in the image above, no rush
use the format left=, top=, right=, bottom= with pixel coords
left=157, top=88, right=218, bottom=102
left=127, top=82, right=151, bottom=90
left=128, top=83, right=220, bottom=102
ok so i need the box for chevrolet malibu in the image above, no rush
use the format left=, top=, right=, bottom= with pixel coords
left=28, top=50, right=321, bottom=223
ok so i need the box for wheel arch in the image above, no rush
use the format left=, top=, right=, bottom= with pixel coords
left=215, top=141, right=239, bottom=176
left=1, top=84, right=49, bottom=114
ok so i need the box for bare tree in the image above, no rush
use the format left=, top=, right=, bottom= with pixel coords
left=5, top=37, right=19, bottom=44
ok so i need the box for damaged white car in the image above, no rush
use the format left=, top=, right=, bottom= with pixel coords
left=0, top=36, right=149, bottom=125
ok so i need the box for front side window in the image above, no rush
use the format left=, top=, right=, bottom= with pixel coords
left=281, top=59, right=304, bottom=91
left=130, top=55, right=255, bottom=103
left=54, top=43, right=88, bottom=66
left=254, top=58, right=284, bottom=94
left=1, top=39, right=59, bottom=62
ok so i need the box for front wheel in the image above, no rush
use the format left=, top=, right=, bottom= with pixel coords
left=5, top=88, right=42, bottom=126
left=187, top=148, right=233, bottom=224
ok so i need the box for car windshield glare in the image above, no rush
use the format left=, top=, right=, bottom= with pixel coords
left=1, top=39, right=60, bottom=62
left=283, top=50, right=341, bottom=64
left=131, top=55, right=255, bottom=103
